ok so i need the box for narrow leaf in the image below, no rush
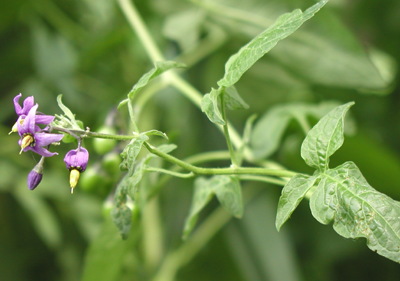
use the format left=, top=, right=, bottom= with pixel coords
left=217, top=0, right=328, bottom=88
left=56, top=95, right=83, bottom=130
left=276, top=174, right=317, bottom=231
left=301, top=102, right=354, bottom=171
left=310, top=162, right=400, bottom=263
left=128, top=60, right=185, bottom=99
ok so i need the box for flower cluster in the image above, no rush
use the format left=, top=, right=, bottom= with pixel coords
left=10, top=94, right=89, bottom=193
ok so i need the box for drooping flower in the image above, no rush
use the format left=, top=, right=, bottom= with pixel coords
left=64, top=147, right=89, bottom=193
left=27, top=157, right=45, bottom=190
left=10, top=94, right=55, bottom=134
left=17, top=104, right=64, bottom=157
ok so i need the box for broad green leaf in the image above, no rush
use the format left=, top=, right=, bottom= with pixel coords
left=214, top=176, right=243, bottom=218
left=301, top=102, right=354, bottom=171
left=183, top=177, right=215, bottom=239
left=276, top=174, right=317, bottom=231
left=217, top=0, right=328, bottom=88
left=310, top=162, right=400, bottom=263
left=128, top=60, right=185, bottom=100
left=250, top=101, right=340, bottom=159
left=119, top=134, right=149, bottom=176
left=183, top=176, right=244, bottom=239
left=201, top=87, right=225, bottom=125
left=201, top=86, right=248, bottom=125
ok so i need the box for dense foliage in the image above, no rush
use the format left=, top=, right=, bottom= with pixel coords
left=1, top=0, right=400, bottom=280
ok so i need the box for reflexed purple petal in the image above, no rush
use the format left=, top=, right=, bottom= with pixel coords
left=13, top=94, right=23, bottom=114
left=27, top=169, right=43, bottom=190
left=64, top=147, right=89, bottom=171
left=13, top=94, right=35, bottom=116
left=34, top=132, right=64, bottom=147
left=30, top=145, right=58, bottom=157
left=35, top=114, right=55, bottom=125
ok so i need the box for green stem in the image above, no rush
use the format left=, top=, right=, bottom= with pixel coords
left=143, top=142, right=296, bottom=178
left=220, top=90, right=239, bottom=167
left=116, top=0, right=244, bottom=151
left=145, top=167, right=195, bottom=179
left=53, top=126, right=296, bottom=178
left=117, top=0, right=164, bottom=62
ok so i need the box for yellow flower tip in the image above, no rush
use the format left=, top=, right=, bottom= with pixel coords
left=69, top=169, right=81, bottom=190
left=20, top=134, right=34, bottom=151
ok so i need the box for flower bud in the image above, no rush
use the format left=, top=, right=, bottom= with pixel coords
left=27, top=157, right=45, bottom=190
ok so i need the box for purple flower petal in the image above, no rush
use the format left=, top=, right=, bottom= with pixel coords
left=34, top=132, right=64, bottom=147
left=17, top=104, right=38, bottom=136
left=13, top=93, right=35, bottom=116
left=35, top=114, right=55, bottom=125
left=30, top=145, right=59, bottom=157
left=64, top=147, right=89, bottom=172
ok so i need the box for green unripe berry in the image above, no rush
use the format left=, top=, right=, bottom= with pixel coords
left=93, top=126, right=117, bottom=154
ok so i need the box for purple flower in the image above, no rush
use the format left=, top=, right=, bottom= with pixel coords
left=64, top=147, right=89, bottom=192
left=27, top=157, right=45, bottom=190
left=10, top=94, right=55, bottom=134
left=18, top=104, right=64, bottom=157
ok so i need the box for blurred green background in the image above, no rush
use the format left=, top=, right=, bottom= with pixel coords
left=1, top=0, right=400, bottom=280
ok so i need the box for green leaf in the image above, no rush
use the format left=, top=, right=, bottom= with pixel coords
left=310, top=162, right=400, bottom=263
left=224, top=86, right=249, bottom=110
left=201, top=87, right=225, bottom=125
left=127, top=60, right=185, bottom=100
left=56, top=94, right=83, bottom=130
left=301, top=102, right=354, bottom=171
left=214, top=176, right=243, bottom=218
left=201, top=86, right=248, bottom=125
left=119, top=134, right=149, bottom=176
left=111, top=176, right=134, bottom=239
left=183, top=175, right=243, bottom=239
left=183, top=177, right=215, bottom=239
left=217, top=0, right=328, bottom=88
left=276, top=174, right=317, bottom=231
left=250, top=101, right=341, bottom=159
left=143, top=129, right=168, bottom=139
left=111, top=204, right=132, bottom=240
